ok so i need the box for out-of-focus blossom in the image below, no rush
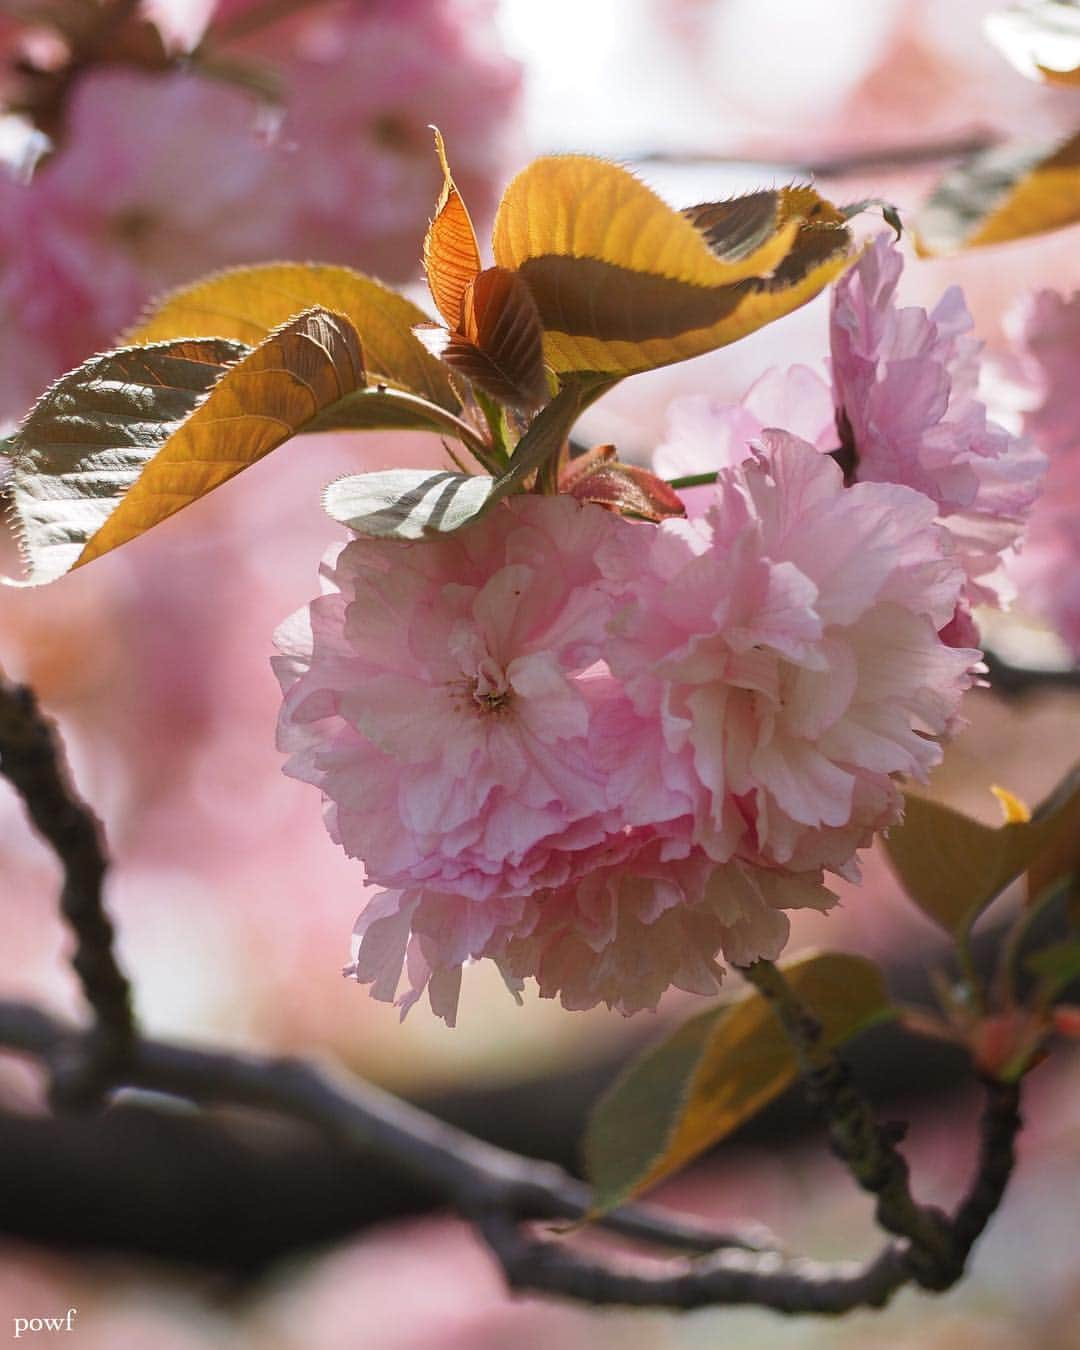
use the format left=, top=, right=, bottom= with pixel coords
left=656, top=238, right=1045, bottom=627
left=995, top=289, right=1080, bottom=657
left=260, top=0, right=521, bottom=281
left=0, top=1, right=521, bottom=420
left=285, top=436, right=975, bottom=1023
left=0, top=67, right=284, bottom=419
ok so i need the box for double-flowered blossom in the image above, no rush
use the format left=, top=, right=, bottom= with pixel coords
left=277, top=437, right=977, bottom=1024
left=655, top=236, right=1045, bottom=633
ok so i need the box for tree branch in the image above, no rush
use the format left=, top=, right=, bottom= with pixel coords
left=0, top=1001, right=772, bottom=1262
left=0, top=671, right=134, bottom=1102
left=0, top=679, right=1027, bottom=1313
left=740, top=960, right=1024, bottom=1295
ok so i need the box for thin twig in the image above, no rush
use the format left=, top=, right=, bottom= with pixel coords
left=0, top=672, right=134, bottom=1095
left=740, top=959, right=1024, bottom=1294
left=634, top=133, right=999, bottom=178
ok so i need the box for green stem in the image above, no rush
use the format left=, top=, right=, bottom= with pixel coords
left=666, top=471, right=719, bottom=489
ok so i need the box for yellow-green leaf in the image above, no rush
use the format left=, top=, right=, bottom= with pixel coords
left=883, top=766, right=1080, bottom=937
left=9, top=310, right=394, bottom=581
left=916, top=131, right=1080, bottom=254
left=490, top=158, right=854, bottom=376
left=584, top=951, right=891, bottom=1214
left=985, top=2, right=1080, bottom=84
left=125, top=262, right=460, bottom=413
left=6, top=337, right=247, bottom=585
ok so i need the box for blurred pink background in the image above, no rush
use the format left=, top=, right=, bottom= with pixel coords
left=0, top=1, right=1077, bottom=1344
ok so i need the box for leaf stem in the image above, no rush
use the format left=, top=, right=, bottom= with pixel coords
left=666, top=471, right=719, bottom=489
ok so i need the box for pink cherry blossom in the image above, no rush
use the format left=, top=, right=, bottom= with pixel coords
left=996, top=289, right=1080, bottom=657
left=654, top=237, right=1045, bottom=621
left=346, top=842, right=835, bottom=1024
left=300, top=435, right=978, bottom=1024
left=274, top=496, right=629, bottom=908
left=0, top=67, right=284, bottom=420
left=614, top=430, right=978, bottom=880
left=231, top=0, right=522, bottom=281
left=830, top=236, right=1044, bottom=610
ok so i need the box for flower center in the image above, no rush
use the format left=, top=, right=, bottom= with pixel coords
left=471, top=656, right=513, bottom=715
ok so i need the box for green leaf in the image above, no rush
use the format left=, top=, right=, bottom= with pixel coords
left=882, top=766, right=1080, bottom=938
left=324, top=376, right=586, bottom=540
left=6, top=337, right=247, bottom=585
left=125, top=262, right=460, bottom=415
left=584, top=951, right=891, bottom=1214
left=1026, top=939, right=1080, bottom=986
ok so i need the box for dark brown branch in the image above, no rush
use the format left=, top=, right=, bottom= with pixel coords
left=0, top=990, right=1025, bottom=1311
left=0, top=672, right=134, bottom=1098
left=475, top=1211, right=909, bottom=1314
left=633, top=133, right=999, bottom=178
left=740, top=960, right=1024, bottom=1295
left=0, top=1001, right=771, bottom=1261
left=982, top=648, right=1080, bottom=698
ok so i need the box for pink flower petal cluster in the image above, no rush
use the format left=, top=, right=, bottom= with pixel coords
left=276, top=439, right=976, bottom=1024
left=655, top=236, right=1045, bottom=630
left=995, top=289, right=1080, bottom=658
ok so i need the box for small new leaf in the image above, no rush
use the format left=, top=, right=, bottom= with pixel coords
left=423, top=127, right=482, bottom=330
left=584, top=951, right=891, bottom=1213
left=883, top=766, right=1080, bottom=938
left=916, top=131, right=1080, bottom=253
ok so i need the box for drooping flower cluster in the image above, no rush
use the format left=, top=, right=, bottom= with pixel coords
left=994, top=289, right=1080, bottom=658
left=276, top=436, right=978, bottom=1023
left=656, top=236, right=1045, bottom=643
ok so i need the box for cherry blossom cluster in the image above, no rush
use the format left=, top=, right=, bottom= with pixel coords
left=656, top=236, right=1046, bottom=647
left=276, top=428, right=979, bottom=1023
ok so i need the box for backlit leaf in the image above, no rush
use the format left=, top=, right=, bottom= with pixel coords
left=125, top=262, right=459, bottom=413
left=585, top=951, right=891, bottom=1213
left=324, top=378, right=585, bottom=540
left=442, top=266, right=549, bottom=409
left=916, top=131, right=1080, bottom=253
left=8, top=309, right=413, bottom=581
left=7, top=337, right=247, bottom=585
left=883, top=766, right=1080, bottom=937
left=491, top=159, right=854, bottom=375
left=423, top=127, right=482, bottom=329
left=985, top=2, right=1080, bottom=84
